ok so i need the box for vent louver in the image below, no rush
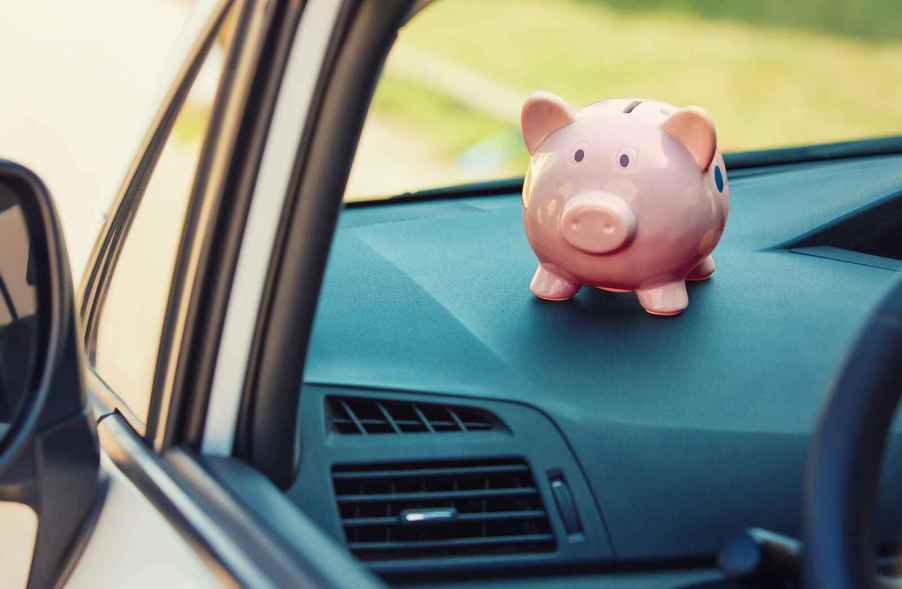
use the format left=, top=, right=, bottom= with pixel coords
left=333, top=458, right=555, bottom=561
left=327, top=396, right=500, bottom=435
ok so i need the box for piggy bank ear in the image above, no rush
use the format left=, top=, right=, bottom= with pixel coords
left=521, top=92, right=576, bottom=154
left=661, top=107, right=717, bottom=171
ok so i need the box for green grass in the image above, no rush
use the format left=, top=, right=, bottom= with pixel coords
left=356, top=0, right=902, bottom=194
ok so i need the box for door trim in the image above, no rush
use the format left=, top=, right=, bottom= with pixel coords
left=147, top=0, right=276, bottom=451
left=97, top=412, right=265, bottom=588
left=201, top=0, right=345, bottom=456
left=98, top=409, right=347, bottom=588
left=230, top=0, right=415, bottom=487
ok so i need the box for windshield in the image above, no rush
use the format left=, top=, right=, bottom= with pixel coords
left=345, top=0, right=902, bottom=200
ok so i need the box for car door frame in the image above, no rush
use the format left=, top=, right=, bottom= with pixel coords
left=77, top=0, right=240, bottom=434
left=73, top=0, right=339, bottom=585
left=77, top=0, right=289, bottom=448
left=75, top=0, right=416, bottom=585
left=136, top=0, right=416, bottom=480
left=191, top=0, right=416, bottom=489
left=72, top=0, right=393, bottom=584
left=79, top=0, right=416, bottom=490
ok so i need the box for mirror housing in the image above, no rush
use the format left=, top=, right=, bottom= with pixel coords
left=0, top=161, right=99, bottom=589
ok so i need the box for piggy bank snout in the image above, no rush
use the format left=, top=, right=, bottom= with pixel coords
left=560, top=192, right=636, bottom=254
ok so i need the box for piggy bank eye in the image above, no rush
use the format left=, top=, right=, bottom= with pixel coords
left=569, top=142, right=590, bottom=166
left=714, top=165, right=725, bottom=192
left=617, top=149, right=635, bottom=169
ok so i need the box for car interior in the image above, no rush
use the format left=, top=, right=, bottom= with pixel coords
left=58, top=1, right=902, bottom=587
left=239, top=3, right=902, bottom=588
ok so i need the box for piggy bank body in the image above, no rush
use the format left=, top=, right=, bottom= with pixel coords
left=521, top=95, right=729, bottom=316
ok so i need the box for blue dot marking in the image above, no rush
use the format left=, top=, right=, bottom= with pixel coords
left=714, top=165, right=724, bottom=192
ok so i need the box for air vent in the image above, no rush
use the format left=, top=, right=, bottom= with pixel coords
left=333, top=458, right=555, bottom=561
left=327, top=396, right=501, bottom=435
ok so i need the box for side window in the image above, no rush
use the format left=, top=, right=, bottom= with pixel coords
left=93, top=7, right=238, bottom=427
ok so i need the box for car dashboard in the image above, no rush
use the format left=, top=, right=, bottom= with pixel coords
left=293, top=153, right=902, bottom=586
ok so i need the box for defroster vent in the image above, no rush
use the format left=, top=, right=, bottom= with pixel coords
left=328, top=396, right=501, bottom=435
left=333, top=458, right=555, bottom=561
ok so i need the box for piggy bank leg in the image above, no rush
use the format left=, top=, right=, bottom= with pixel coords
left=636, top=281, right=688, bottom=316
left=530, top=264, right=580, bottom=301
left=687, top=255, right=716, bottom=281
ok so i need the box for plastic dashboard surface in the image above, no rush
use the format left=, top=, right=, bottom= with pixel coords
left=303, top=154, right=902, bottom=562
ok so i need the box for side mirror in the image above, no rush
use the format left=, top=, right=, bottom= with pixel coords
left=0, top=161, right=99, bottom=589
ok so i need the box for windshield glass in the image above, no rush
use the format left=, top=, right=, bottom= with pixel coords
left=346, top=0, right=902, bottom=201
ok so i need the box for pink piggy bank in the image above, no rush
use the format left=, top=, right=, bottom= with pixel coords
left=521, top=94, right=729, bottom=316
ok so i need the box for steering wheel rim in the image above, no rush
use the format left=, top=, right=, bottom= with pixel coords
left=804, top=278, right=902, bottom=589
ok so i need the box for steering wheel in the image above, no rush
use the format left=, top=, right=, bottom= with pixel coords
left=804, top=278, right=902, bottom=588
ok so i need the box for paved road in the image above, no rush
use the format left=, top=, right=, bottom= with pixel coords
left=0, top=2, right=495, bottom=277
left=0, top=1, right=195, bottom=282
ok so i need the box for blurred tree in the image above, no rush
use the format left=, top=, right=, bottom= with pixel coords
left=584, top=0, right=902, bottom=42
